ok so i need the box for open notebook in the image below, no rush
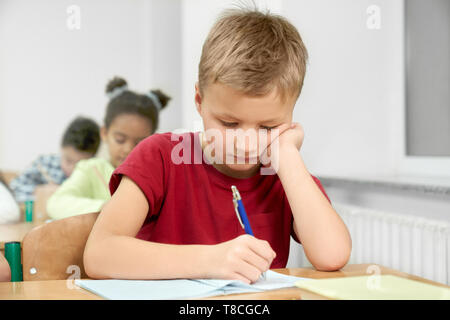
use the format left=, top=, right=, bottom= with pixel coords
left=75, top=270, right=311, bottom=300
left=295, top=275, right=450, bottom=300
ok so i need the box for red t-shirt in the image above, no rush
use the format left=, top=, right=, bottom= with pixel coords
left=109, top=132, right=330, bottom=268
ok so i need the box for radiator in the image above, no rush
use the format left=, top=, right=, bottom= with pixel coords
left=294, top=202, right=450, bottom=285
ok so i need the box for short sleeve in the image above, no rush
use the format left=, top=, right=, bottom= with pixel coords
left=290, top=175, right=331, bottom=244
left=109, top=134, right=169, bottom=219
left=311, top=175, right=331, bottom=203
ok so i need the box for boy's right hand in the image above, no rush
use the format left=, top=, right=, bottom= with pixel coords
left=208, top=234, right=276, bottom=284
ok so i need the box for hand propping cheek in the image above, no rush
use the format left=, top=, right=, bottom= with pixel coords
left=260, top=123, right=304, bottom=158
left=280, top=122, right=304, bottom=151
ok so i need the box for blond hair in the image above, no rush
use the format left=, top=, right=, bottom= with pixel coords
left=198, top=7, right=308, bottom=102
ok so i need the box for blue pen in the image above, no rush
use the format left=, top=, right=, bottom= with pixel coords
left=232, top=185, right=254, bottom=236
left=231, top=185, right=266, bottom=280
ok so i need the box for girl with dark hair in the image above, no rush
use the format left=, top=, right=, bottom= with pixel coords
left=47, top=77, right=170, bottom=220
left=9, top=116, right=100, bottom=203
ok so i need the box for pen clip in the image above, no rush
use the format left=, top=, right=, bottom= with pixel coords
left=233, top=198, right=245, bottom=229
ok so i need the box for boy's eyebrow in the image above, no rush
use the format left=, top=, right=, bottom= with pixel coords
left=214, top=112, right=240, bottom=122
left=215, top=112, right=282, bottom=125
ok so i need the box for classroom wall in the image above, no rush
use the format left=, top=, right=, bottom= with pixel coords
left=147, top=0, right=183, bottom=136
left=284, top=0, right=405, bottom=177
left=0, top=0, right=182, bottom=171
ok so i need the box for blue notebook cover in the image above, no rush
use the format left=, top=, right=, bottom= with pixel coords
left=75, top=270, right=311, bottom=300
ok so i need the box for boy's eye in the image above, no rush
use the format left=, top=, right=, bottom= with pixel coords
left=260, top=125, right=276, bottom=131
left=220, top=120, right=238, bottom=127
left=115, top=138, right=125, bottom=144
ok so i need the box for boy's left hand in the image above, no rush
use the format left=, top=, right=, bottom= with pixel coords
left=259, top=122, right=304, bottom=173
left=276, top=122, right=304, bottom=152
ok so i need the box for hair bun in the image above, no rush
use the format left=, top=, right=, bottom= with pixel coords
left=106, top=76, right=128, bottom=94
left=149, top=89, right=171, bottom=110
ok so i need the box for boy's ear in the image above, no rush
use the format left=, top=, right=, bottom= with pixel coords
left=194, top=82, right=202, bottom=114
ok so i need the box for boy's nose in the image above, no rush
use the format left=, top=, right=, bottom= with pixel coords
left=234, top=136, right=259, bottom=157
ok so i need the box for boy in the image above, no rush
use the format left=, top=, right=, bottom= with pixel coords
left=10, top=116, right=100, bottom=203
left=84, top=8, right=352, bottom=283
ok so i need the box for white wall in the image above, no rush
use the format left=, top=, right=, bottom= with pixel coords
left=0, top=0, right=182, bottom=171
left=148, top=0, right=182, bottom=134
left=283, top=0, right=405, bottom=177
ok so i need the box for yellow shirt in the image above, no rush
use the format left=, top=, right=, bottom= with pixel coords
left=46, top=158, right=114, bottom=220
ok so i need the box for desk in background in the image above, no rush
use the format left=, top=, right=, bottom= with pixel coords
left=1, top=193, right=52, bottom=253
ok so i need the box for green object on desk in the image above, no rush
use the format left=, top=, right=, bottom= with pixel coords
left=295, top=275, right=450, bottom=300
left=4, top=242, right=23, bottom=282
left=25, top=200, right=33, bottom=222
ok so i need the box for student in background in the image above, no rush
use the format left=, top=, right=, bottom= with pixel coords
left=0, top=171, right=20, bottom=223
left=46, top=77, right=170, bottom=220
left=0, top=252, right=11, bottom=282
left=84, top=8, right=352, bottom=283
left=9, top=116, right=101, bottom=203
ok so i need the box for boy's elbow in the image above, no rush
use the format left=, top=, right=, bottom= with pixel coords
left=314, top=247, right=352, bottom=272
left=315, top=258, right=348, bottom=272
left=83, top=243, right=105, bottom=279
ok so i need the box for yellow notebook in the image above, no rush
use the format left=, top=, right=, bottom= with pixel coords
left=295, top=275, right=450, bottom=300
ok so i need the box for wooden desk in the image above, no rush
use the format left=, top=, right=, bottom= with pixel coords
left=1, top=264, right=449, bottom=300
